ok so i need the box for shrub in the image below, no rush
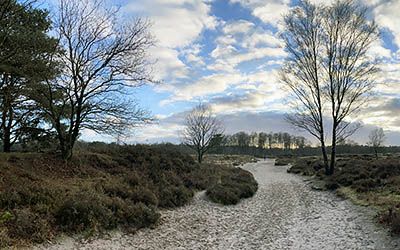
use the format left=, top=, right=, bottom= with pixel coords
left=0, top=190, right=22, bottom=209
left=275, top=158, right=292, bottom=166
left=351, top=179, right=378, bottom=192
left=6, top=209, right=51, bottom=243
left=379, top=206, right=400, bottom=234
left=207, top=184, right=240, bottom=205
left=0, top=211, right=13, bottom=224
left=100, top=179, right=132, bottom=199
left=0, top=183, right=56, bottom=210
left=122, top=203, right=160, bottom=228
left=125, top=172, right=141, bottom=186
left=130, top=186, right=158, bottom=206
left=287, top=158, right=318, bottom=176
left=55, top=192, right=114, bottom=233
left=206, top=168, right=258, bottom=205
left=324, top=180, right=340, bottom=190
left=158, top=185, right=193, bottom=208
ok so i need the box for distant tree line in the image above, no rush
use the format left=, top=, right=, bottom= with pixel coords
left=222, top=131, right=309, bottom=150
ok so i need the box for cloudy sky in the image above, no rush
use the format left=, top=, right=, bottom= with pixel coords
left=80, top=0, right=400, bottom=145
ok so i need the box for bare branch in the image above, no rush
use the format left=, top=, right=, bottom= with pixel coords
left=181, top=103, right=224, bottom=163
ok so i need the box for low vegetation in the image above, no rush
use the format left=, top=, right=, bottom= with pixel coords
left=206, top=168, right=258, bottom=205
left=274, top=156, right=295, bottom=166
left=285, top=155, right=400, bottom=234
left=0, top=143, right=258, bottom=247
left=202, top=154, right=258, bottom=168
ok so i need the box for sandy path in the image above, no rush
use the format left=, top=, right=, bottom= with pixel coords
left=36, top=159, right=400, bottom=250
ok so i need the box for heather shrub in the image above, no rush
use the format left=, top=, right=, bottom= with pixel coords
left=206, top=168, right=258, bottom=205
left=55, top=192, right=114, bottom=232
left=6, top=209, right=51, bottom=243
left=158, top=185, right=194, bottom=208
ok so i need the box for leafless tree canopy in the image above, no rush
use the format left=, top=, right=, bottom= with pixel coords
left=368, top=128, right=385, bottom=158
left=281, top=1, right=329, bottom=170
left=281, top=0, right=379, bottom=174
left=38, top=0, right=154, bottom=159
left=182, top=104, right=224, bottom=163
left=323, top=0, right=378, bottom=172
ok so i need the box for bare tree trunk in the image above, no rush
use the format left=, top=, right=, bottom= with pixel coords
left=3, top=129, right=11, bottom=152
left=197, top=151, right=203, bottom=163
left=320, top=134, right=329, bottom=174
left=329, top=123, right=338, bottom=175
left=1, top=85, right=12, bottom=152
left=61, top=146, right=73, bottom=161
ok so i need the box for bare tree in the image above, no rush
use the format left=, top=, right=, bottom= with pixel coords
left=323, top=0, right=379, bottom=174
left=182, top=104, right=224, bottom=163
left=281, top=1, right=330, bottom=173
left=281, top=0, right=378, bottom=174
left=368, top=128, right=385, bottom=159
left=37, top=0, right=153, bottom=159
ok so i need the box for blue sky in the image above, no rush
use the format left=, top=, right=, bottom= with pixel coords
left=78, top=0, right=400, bottom=145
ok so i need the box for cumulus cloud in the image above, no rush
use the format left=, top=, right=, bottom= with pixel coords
left=168, top=73, right=246, bottom=102
left=126, top=0, right=217, bottom=48
left=222, top=20, right=255, bottom=34
left=209, top=92, right=266, bottom=113
left=125, top=0, right=217, bottom=81
left=371, top=0, right=400, bottom=50
left=357, top=97, right=400, bottom=131
left=209, top=19, right=286, bottom=72
left=230, top=0, right=290, bottom=27
left=152, top=47, right=188, bottom=79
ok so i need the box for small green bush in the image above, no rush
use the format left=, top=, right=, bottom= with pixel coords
left=0, top=211, right=13, bottom=224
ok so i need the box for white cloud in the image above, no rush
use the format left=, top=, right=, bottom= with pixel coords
left=151, top=47, right=188, bottom=79
left=125, top=0, right=216, bottom=81
left=223, top=20, right=255, bottom=34
left=171, top=73, right=246, bottom=102
left=230, top=0, right=290, bottom=27
left=242, top=31, right=283, bottom=48
left=126, top=0, right=217, bottom=48
left=372, top=0, right=400, bottom=50
left=209, top=46, right=286, bottom=72
left=210, top=92, right=266, bottom=113
left=367, top=40, right=392, bottom=59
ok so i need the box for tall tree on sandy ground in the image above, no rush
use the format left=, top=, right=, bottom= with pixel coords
left=281, top=0, right=330, bottom=173
left=368, top=128, right=385, bottom=159
left=281, top=0, right=378, bottom=175
left=182, top=104, right=224, bottom=163
left=0, top=0, right=58, bottom=152
left=36, top=0, right=154, bottom=160
left=323, top=0, right=378, bottom=174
